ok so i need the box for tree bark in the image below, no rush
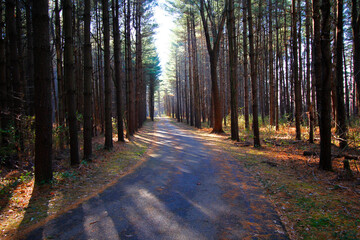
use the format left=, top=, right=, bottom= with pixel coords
left=176, top=54, right=180, bottom=122
left=83, top=0, right=93, bottom=160
left=54, top=0, right=66, bottom=150
left=292, top=0, right=301, bottom=140
left=275, top=0, right=279, bottom=130
left=149, top=78, right=155, bottom=121
left=102, top=0, right=113, bottom=149
left=199, top=0, right=226, bottom=133
left=243, top=0, right=249, bottom=130
left=113, top=0, right=124, bottom=142
left=0, top=0, right=8, bottom=146
left=158, top=88, right=161, bottom=117
left=306, top=0, right=314, bottom=143
left=16, top=1, right=25, bottom=138
left=227, top=0, right=239, bottom=141
left=25, top=0, right=34, bottom=116
left=125, top=0, right=134, bottom=137
left=75, top=2, right=83, bottom=117
left=297, top=0, right=303, bottom=135
left=135, top=0, right=143, bottom=129
left=344, top=50, right=350, bottom=121
left=352, top=0, right=360, bottom=115
left=336, top=0, right=347, bottom=148
left=184, top=47, right=189, bottom=124
left=284, top=2, right=290, bottom=117
left=95, top=2, right=104, bottom=134
left=33, top=0, right=53, bottom=184
left=220, top=37, right=226, bottom=126
left=187, top=17, right=194, bottom=127
left=248, top=0, right=261, bottom=147
left=269, top=0, right=275, bottom=126
left=6, top=0, right=21, bottom=150
left=257, top=0, right=265, bottom=124
left=191, top=13, right=201, bottom=129
left=64, top=0, right=80, bottom=165
left=319, top=0, right=333, bottom=170
left=313, top=0, right=321, bottom=124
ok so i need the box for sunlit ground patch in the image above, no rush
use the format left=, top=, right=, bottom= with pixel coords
left=0, top=120, right=158, bottom=239
left=169, top=118, right=360, bottom=239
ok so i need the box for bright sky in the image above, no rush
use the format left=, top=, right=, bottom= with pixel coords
left=154, top=0, right=175, bottom=80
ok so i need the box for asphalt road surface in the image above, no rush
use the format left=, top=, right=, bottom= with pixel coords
left=25, top=118, right=288, bottom=240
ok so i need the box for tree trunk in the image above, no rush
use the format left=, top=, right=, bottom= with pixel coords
left=275, top=0, right=279, bottom=130
left=353, top=65, right=357, bottom=115
left=158, top=88, right=161, bottom=117
left=297, top=0, right=303, bottom=136
left=313, top=0, right=321, bottom=125
left=83, top=0, right=93, bottom=160
left=96, top=2, right=104, bottom=134
left=135, top=0, right=142, bottom=129
left=33, top=0, right=53, bottom=184
left=102, top=0, right=113, bottom=149
left=54, top=0, right=65, bottom=150
left=319, top=0, right=333, bottom=170
left=199, top=0, right=225, bottom=133
left=243, top=0, right=249, bottom=130
left=75, top=3, right=83, bottom=118
left=336, top=0, right=347, bottom=148
left=191, top=13, right=201, bottom=129
left=184, top=48, right=189, bottom=124
left=187, top=17, right=194, bottom=127
left=292, top=0, right=301, bottom=140
left=64, top=0, right=80, bottom=165
left=306, top=0, right=314, bottom=143
left=176, top=54, right=180, bottom=122
left=125, top=0, right=134, bottom=137
left=149, top=78, right=155, bottom=121
left=209, top=54, right=224, bottom=133
left=220, top=37, right=226, bottom=126
left=352, top=0, right=360, bottom=116
left=6, top=0, right=22, bottom=151
left=0, top=0, right=8, bottom=146
left=344, top=50, right=350, bottom=121
left=25, top=0, right=34, bottom=116
left=172, top=96, right=175, bottom=118
left=113, top=0, right=124, bottom=142
left=248, top=0, right=261, bottom=147
left=269, top=0, right=275, bottom=126
left=257, top=0, right=265, bottom=124
left=227, top=0, right=239, bottom=141
left=284, top=3, right=291, bottom=117
left=16, top=2, right=25, bottom=146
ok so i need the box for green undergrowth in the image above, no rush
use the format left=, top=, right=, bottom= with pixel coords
left=170, top=119, right=360, bottom=240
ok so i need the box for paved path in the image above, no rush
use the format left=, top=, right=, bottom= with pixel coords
left=25, top=118, right=288, bottom=239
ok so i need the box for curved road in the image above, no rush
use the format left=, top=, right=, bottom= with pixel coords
left=25, top=118, right=288, bottom=240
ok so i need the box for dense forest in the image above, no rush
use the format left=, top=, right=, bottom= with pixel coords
left=0, top=0, right=161, bottom=184
left=0, top=0, right=359, bottom=183
left=163, top=0, right=360, bottom=171
left=1, top=0, right=360, bottom=238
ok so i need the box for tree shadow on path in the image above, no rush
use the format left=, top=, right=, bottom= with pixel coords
left=18, top=118, right=288, bottom=239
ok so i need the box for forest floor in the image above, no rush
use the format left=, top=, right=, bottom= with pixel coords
left=0, top=117, right=359, bottom=239
left=0, top=120, right=158, bottom=239
left=170, top=119, right=360, bottom=240
left=3, top=117, right=288, bottom=240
